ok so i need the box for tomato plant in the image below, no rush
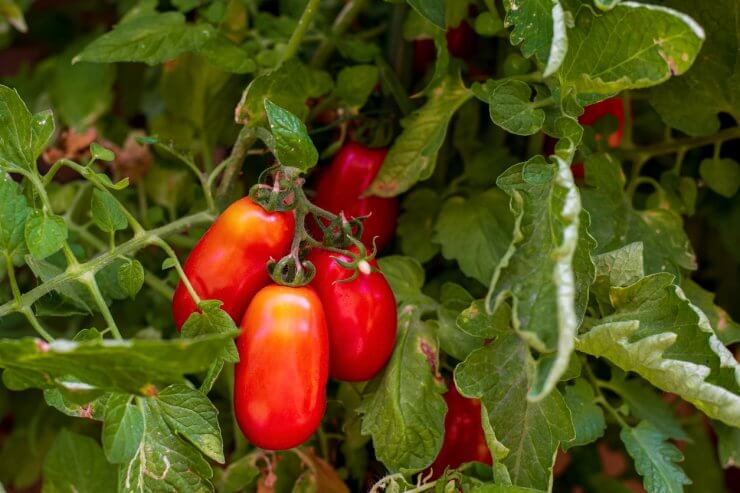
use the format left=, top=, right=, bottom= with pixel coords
left=0, top=1, right=739, bottom=492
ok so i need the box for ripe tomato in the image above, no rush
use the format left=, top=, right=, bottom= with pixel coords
left=428, top=384, right=492, bottom=478
left=446, top=20, right=476, bottom=60
left=234, top=285, right=329, bottom=450
left=412, top=21, right=476, bottom=74
left=578, top=97, right=625, bottom=148
left=312, top=142, right=399, bottom=251
left=172, top=197, right=294, bottom=330
left=308, top=248, right=397, bottom=381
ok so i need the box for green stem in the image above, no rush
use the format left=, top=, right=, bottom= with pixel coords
left=4, top=253, right=22, bottom=305
left=42, top=160, right=65, bottom=186
left=619, top=125, right=740, bottom=160
left=68, top=222, right=174, bottom=300
left=281, top=0, right=322, bottom=63
left=21, top=307, right=54, bottom=342
left=152, top=238, right=201, bottom=305
left=582, top=357, right=630, bottom=429
left=310, top=0, right=368, bottom=68
left=0, top=211, right=215, bottom=319
left=81, top=272, right=122, bottom=340
left=216, top=129, right=257, bottom=201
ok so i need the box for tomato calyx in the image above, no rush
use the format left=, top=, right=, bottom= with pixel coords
left=248, top=165, right=372, bottom=287
left=328, top=236, right=379, bottom=284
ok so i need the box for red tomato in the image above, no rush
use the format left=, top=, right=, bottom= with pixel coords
left=312, top=142, right=399, bottom=251
left=172, top=197, right=294, bottom=330
left=578, top=97, right=625, bottom=148
left=446, top=20, right=476, bottom=60
left=413, top=39, right=435, bottom=74
left=308, top=248, right=397, bottom=381
left=428, top=384, right=492, bottom=479
left=234, top=285, right=329, bottom=450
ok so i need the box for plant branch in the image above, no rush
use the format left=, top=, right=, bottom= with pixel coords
left=216, top=128, right=257, bottom=201
left=310, top=0, right=368, bottom=68
left=281, top=0, right=322, bottom=63
left=0, top=211, right=214, bottom=319
left=618, top=125, right=740, bottom=160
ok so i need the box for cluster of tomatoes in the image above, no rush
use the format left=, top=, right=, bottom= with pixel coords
left=171, top=142, right=399, bottom=450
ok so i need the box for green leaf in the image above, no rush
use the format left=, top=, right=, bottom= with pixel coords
left=214, top=454, right=260, bottom=493
left=367, top=74, right=472, bottom=197
left=376, top=256, right=436, bottom=310
left=0, top=85, right=54, bottom=169
left=455, top=333, right=575, bottom=490
left=581, top=153, right=696, bottom=277
left=155, top=384, right=225, bottom=463
left=397, top=189, right=441, bottom=263
left=263, top=99, right=318, bottom=171
left=649, top=0, right=740, bottom=136
left=236, top=60, right=332, bottom=124
left=620, top=421, right=690, bottom=493
left=180, top=300, right=239, bottom=392
left=181, top=301, right=239, bottom=364
left=606, top=371, right=688, bottom=441
left=562, top=379, right=606, bottom=450
left=359, top=308, right=446, bottom=472
left=682, top=278, right=740, bottom=345
left=162, top=258, right=177, bottom=270
left=434, top=188, right=514, bottom=285
left=0, top=332, right=238, bottom=395
left=435, top=285, right=486, bottom=361
left=714, top=420, right=740, bottom=468
left=473, top=80, right=545, bottom=135
left=0, top=173, right=31, bottom=262
left=117, top=260, right=144, bottom=299
left=591, top=242, right=645, bottom=312
left=576, top=274, right=740, bottom=427
left=91, top=189, right=128, bottom=233
left=407, top=0, right=445, bottom=29
left=102, top=393, right=145, bottom=464
left=74, top=12, right=216, bottom=65
left=683, top=419, right=727, bottom=493
left=334, top=65, right=379, bottom=108
left=487, top=155, right=596, bottom=400
left=504, top=0, right=568, bottom=77
left=196, top=34, right=257, bottom=74
left=90, top=142, right=115, bottom=162
left=49, top=46, right=116, bottom=129
left=458, top=300, right=511, bottom=339
left=119, top=391, right=214, bottom=492
left=699, top=157, right=740, bottom=198
left=557, top=2, right=704, bottom=95
left=24, top=211, right=68, bottom=260
left=43, top=429, right=117, bottom=493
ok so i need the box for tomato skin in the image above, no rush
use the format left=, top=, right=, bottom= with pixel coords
left=578, top=97, right=625, bottom=148
left=308, top=248, right=397, bottom=381
left=446, top=20, right=476, bottom=59
left=312, top=142, right=399, bottom=251
left=234, top=285, right=329, bottom=450
left=413, top=39, right=436, bottom=74
left=172, top=197, right=295, bottom=330
left=428, top=384, right=492, bottom=479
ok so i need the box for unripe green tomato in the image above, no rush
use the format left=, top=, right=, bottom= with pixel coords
left=502, top=53, right=532, bottom=76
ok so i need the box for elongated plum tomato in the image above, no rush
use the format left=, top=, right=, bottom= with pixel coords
left=308, top=248, right=397, bottom=381
left=312, top=142, right=399, bottom=251
left=172, top=197, right=294, bottom=330
left=428, top=384, right=492, bottom=478
left=234, top=285, right=329, bottom=450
